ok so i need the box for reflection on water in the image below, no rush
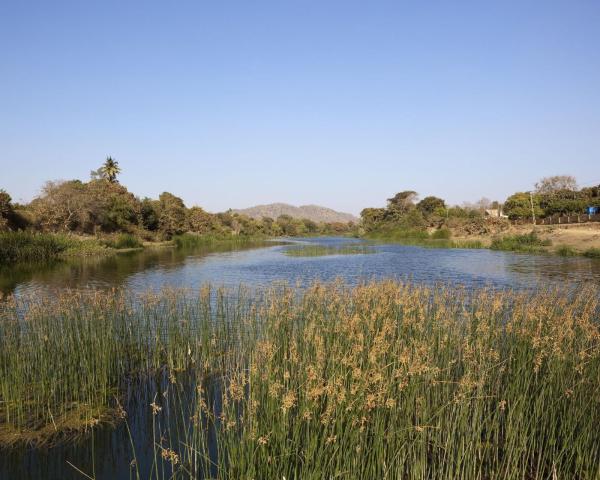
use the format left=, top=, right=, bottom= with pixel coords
left=1, top=237, right=600, bottom=298
left=0, top=371, right=222, bottom=480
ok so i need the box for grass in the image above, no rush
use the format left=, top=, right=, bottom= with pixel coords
left=0, top=231, right=136, bottom=266
left=102, top=233, right=143, bottom=249
left=366, top=227, right=430, bottom=241
left=367, top=227, right=483, bottom=250
left=284, top=244, right=374, bottom=257
left=556, top=244, right=577, bottom=256
left=1, top=282, right=599, bottom=479
left=490, top=231, right=552, bottom=253
left=0, top=231, right=73, bottom=264
left=171, top=232, right=265, bottom=248
left=430, top=227, right=451, bottom=239
left=583, top=247, right=600, bottom=259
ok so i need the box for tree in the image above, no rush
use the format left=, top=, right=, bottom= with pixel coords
left=360, top=208, right=386, bottom=231
left=100, top=157, right=121, bottom=183
left=535, top=175, right=577, bottom=195
left=276, top=215, right=298, bottom=236
left=387, top=191, right=418, bottom=212
left=187, top=206, right=216, bottom=234
left=140, top=198, right=160, bottom=231
left=0, top=189, right=13, bottom=231
left=85, top=180, right=140, bottom=232
left=158, top=192, right=187, bottom=238
left=503, top=192, right=543, bottom=220
left=301, top=218, right=319, bottom=234
left=30, top=180, right=90, bottom=231
left=416, top=196, right=446, bottom=216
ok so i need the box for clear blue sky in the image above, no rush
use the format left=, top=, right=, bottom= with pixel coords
left=1, top=1, right=599, bottom=215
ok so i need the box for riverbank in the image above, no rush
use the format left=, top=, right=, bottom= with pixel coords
left=0, top=231, right=275, bottom=266
left=365, top=222, right=600, bottom=258
left=452, top=223, right=600, bottom=256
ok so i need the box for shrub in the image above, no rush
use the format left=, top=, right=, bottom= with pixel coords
left=431, top=227, right=451, bottom=240
left=583, top=248, right=600, bottom=259
left=490, top=232, right=551, bottom=253
left=556, top=245, right=577, bottom=257
left=113, top=233, right=142, bottom=249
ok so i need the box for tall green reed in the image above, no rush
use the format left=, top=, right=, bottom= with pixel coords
left=1, top=282, right=599, bottom=479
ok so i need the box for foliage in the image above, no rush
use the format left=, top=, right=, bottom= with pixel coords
left=535, top=175, right=577, bottom=194
left=430, top=227, right=451, bottom=239
left=503, top=192, right=543, bottom=221
left=157, top=192, right=188, bottom=238
left=556, top=245, right=577, bottom=257
left=504, top=176, right=600, bottom=220
left=0, top=232, right=73, bottom=264
left=1, top=283, right=599, bottom=478
left=359, top=208, right=386, bottom=232
left=490, top=232, right=552, bottom=253
left=583, top=248, right=600, bottom=259
left=416, top=196, right=446, bottom=216
left=100, top=156, right=121, bottom=183
left=0, top=190, right=12, bottom=231
left=29, top=180, right=140, bottom=233
left=284, top=244, right=374, bottom=256
left=110, top=233, right=143, bottom=249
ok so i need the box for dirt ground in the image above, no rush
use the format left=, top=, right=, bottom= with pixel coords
left=454, top=222, right=600, bottom=252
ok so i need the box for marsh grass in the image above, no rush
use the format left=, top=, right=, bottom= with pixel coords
left=490, top=232, right=552, bottom=253
left=367, top=227, right=483, bottom=250
left=1, top=282, right=599, bottom=479
left=0, top=231, right=119, bottom=266
left=556, top=244, right=577, bottom=256
left=172, top=233, right=264, bottom=249
left=0, top=232, right=73, bottom=264
left=583, top=247, right=600, bottom=259
left=284, top=244, right=374, bottom=257
left=102, top=233, right=143, bottom=249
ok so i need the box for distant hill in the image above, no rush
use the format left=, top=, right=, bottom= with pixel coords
left=232, top=203, right=359, bottom=224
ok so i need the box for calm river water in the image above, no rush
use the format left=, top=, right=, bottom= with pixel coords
left=1, top=237, right=599, bottom=480
left=2, top=236, right=600, bottom=298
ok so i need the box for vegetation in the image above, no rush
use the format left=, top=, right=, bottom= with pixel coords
left=0, top=282, right=598, bottom=478
left=0, top=232, right=74, bottom=264
left=103, top=233, right=143, bottom=250
left=490, top=232, right=552, bottom=253
left=583, top=248, right=600, bottom=259
left=0, top=159, right=358, bottom=265
left=504, top=175, right=600, bottom=220
left=284, top=244, right=374, bottom=257
left=556, top=244, right=577, bottom=256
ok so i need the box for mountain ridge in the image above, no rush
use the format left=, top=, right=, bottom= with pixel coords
left=232, top=203, right=358, bottom=224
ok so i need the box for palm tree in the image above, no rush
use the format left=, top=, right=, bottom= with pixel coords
left=101, top=157, right=121, bottom=183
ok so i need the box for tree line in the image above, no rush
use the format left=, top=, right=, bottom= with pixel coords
left=0, top=158, right=356, bottom=239
left=503, top=176, right=600, bottom=220
left=360, top=175, right=600, bottom=233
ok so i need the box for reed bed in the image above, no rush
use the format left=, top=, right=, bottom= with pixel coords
left=1, top=282, right=599, bottom=479
left=284, top=244, right=374, bottom=257
left=490, top=232, right=552, bottom=253
left=0, top=231, right=72, bottom=264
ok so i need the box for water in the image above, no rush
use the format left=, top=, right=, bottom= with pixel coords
left=1, top=236, right=600, bottom=479
left=2, top=237, right=600, bottom=298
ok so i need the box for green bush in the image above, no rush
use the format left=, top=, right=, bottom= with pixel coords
left=431, top=227, right=451, bottom=240
left=490, top=232, right=551, bottom=253
left=113, top=233, right=142, bottom=249
left=583, top=248, right=600, bottom=259
left=556, top=245, right=577, bottom=257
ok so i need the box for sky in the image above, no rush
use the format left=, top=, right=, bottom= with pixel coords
left=1, top=1, right=599, bottom=215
